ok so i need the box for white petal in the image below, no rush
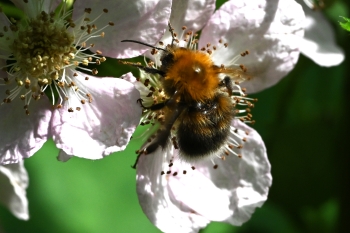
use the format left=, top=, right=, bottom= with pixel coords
left=211, top=120, right=271, bottom=225
left=11, top=0, right=61, bottom=17
left=51, top=72, right=141, bottom=160
left=72, top=0, right=172, bottom=58
left=137, top=119, right=271, bottom=231
left=0, top=162, right=29, bottom=220
left=137, top=146, right=210, bottom=233
left=0, top=73, right=52, bottom=165
left=200, top=0, right=305, bottom=93
left=297, top=0, right=344, bottom=66
left=161, top=0, right=216, bottom=45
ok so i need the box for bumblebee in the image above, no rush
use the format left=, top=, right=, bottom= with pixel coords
left=122, top=24, right=254, bottom=166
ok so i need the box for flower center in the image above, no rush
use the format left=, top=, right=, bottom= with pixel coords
left=11, top=11, right=74, bottom=86
left=1, top=3, right=111, bottom=115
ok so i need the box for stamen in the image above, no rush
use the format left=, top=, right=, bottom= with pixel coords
left=0, top=2, right=109, bottom=114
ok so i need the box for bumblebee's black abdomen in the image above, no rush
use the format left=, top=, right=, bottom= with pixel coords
left=177, top=94, right=234, bottom=159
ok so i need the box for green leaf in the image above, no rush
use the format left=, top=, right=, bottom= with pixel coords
left=339, top=16, right=350, bottom=31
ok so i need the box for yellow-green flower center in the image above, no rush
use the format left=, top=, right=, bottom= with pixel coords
left=11, top=11, right=74, bottom=86
left=0, top=3, right=111, bottom=115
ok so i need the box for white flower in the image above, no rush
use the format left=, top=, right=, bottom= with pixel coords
left=128, top=0, right=305, bottom=232
left=0, top=0, right=172, bottom=164
left=298, top=0, right=344, bottom=66
left=0, top=162, right=29, bottom=220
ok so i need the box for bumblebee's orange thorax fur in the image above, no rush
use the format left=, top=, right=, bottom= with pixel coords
left=165, top=49, right=220, bottom=102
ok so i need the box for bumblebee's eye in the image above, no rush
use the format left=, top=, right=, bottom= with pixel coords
left=160, top=53, right=174, bottom=72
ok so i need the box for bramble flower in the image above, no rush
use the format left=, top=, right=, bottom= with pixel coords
left=0, top=162, right=29, bottom=220
left=298, top=0, right=344, bottom=66
left=127, top=0, right=305, bottom=232
left=0, top=0, right=171, bottom=165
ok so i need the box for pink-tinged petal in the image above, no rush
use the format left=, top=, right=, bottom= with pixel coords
left=11, top=0, right=61, bottom=17
left=72, top=0, right=172, bottom=58
left=160, top=0, right=216, bottom=45
left=137, top=119, right=271, bottom=231
left=51, top=72, right=141, bottom=160
left=200, top=0, right=305, bottom=93
left=0, top=162, right=29, bottom=220
left=298, top=1, right=344, bottom=66
left=207, top=120, right=271, bottom=225
left=137, top=146, right=210, bottom=233
left=0, top=81, right=52, bottom=165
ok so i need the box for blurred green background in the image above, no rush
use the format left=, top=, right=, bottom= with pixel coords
left=0, top=0, right=349, bottom=232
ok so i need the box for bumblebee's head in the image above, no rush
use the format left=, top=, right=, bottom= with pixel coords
left=159, top=51, right=174, bottom=73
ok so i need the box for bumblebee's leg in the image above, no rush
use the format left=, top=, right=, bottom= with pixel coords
left=131, top=124, right=175, bottom=168
left=222, top=76, right=235, bottom=96
left=139, top=66, right=166, bottom=76
left=133, top=92, right=184, bottom=168
left=132, top=107, right=182, bottom=169
left=145, top=92, right=184, bottom=153
left=131, top=153, right=141, bottom=169
left=137, top=99, right=168, bottom=111
left=119, top=61, right=166, bottom=76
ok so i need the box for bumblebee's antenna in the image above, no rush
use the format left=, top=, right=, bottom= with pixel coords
left=121, top=40, right=167, bottom=52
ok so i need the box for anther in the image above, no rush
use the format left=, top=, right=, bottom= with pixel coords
left=144, top=79, right=150, bottom=86
left=239, top=64, right=247, bottom=72
left=92, top=68, right=98, bottom=75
